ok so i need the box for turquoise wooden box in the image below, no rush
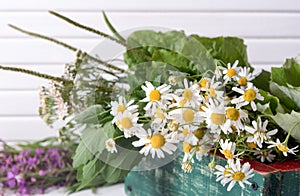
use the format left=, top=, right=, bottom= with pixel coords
left=124, top=154, right=300, bottom=196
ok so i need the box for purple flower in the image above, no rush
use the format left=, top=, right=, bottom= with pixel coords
left=27, top=157, right=38, bottom=169
left=38, top=169, right=48, bottom=176
left=18, top=186, right=29, bottom=195
left=6, top=166, right=20, bottom=188
left=35, top=148, right=45, bottom=156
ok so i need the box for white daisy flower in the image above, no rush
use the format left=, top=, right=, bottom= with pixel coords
left=224, top=159, right=254, bottom=191
left=214, top=163, right=233, bottom=186
left=223, top=107, right=248, bottom=134
left=151, top=106, right=168, bottom=128
left=222, top=60, right=239, bottom=83
left=253, top=149, right=276, bottom=162
left=245, top=117, right=278, bottom=148
left=175, top=79, right=202, bottom=107
left=200, top=99, right=226, bottom=133
left=115, top=110, right=145, bottom=138
left=267, top=138, right=299, bottom=157
left=236, top=67, right=257, bottom=87
left=177, top=124, right=199, bottom=142
left=231, top=83, right=264, bottom=111
left=132, top=128, right=178, bottom=159
left=205, top=77, right=225, bottom=100
left=105, top=138, right=117, bottom=153
left=198, top=77, right=211, bottom=92
left=110, top=96, right=138, bottom=122
left=140, top=81, right=172, bottom=115
left=169, top=107, right=201, bottom=126
left=219, top=139, right=242, bottom=160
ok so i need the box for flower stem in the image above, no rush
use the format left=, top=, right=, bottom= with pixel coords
left=102, top=11, right=126, bottom=43
left=49, top=10, right=126, bottom=47
left=8, top=24, right=125, bottom=73
left=48, top=11, right=152, bottom=62
left=0, top=64, right=70, bottom=83
left=113, top=135, right=124, bottom=141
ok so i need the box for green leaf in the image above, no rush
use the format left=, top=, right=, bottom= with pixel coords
left=97, top=143, right=143, bottom=183
left=258, top=89, right=282, bottom=114
left=253, top=70, right=271, bottom=92
left=270, top=82, right=300, bottom=112
left=72, top=141, right=94, bottom=168
left=124, top=30, right=216, bottom=74
left=80, top=123, right=115, bottom=156
left=76, top=158, right=106, bottom=191
left=74, top=105, right=104, bottom=124
left=191, top=35, right=251, bottom=67
left=271, top=58, right=300, bottom=87
left=152, top=49, right=198, bottom=75
left=270, top=111, right=300, bottom=141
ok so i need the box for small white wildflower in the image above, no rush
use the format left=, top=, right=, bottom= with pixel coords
left=267, top=138, right=299, bottom=157
left=105, top=138, right=117, bottom=153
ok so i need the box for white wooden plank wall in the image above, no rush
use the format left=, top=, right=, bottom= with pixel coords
left=0, top=0, right=299, bottom=141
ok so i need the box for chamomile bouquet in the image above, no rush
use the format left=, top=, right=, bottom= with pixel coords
left=1, top=11, right=299, bottom=192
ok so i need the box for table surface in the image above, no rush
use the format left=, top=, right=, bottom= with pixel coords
left=11, top=183, right=126, bottom=196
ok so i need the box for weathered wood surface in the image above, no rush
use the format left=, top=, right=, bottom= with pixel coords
left=125, top=154, right=300, bottom=196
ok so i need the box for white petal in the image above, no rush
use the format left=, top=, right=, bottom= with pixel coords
left=227, top=181, right=236, bottom=191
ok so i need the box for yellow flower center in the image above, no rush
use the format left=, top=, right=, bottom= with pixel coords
left=155, top=108, right=165, bottom=120
left=243, top=89, right=256, bottom=102
left=179, top=99, right=187, bottom=107
left=233, top=171, right=245, bottom=181
left=238, top=77, right=247, bottom=86
left=183, top=142, right=193, bottom=153
left=195, top=146, right=200, bottom=152
left=224, top=168, right=233, bottom=177
left=121, top=117, right=132, bottom=129
left=209, top=87, right=217, bottom=98
left=226, top=108, right=240, bottom=121
left=151, top=134, right=165, bottom=149
left=149, top=89, right=161, bottom=102
left=194, top=128, right=206, bottom=139
left=211, top=113, right=226, bottom=125
left=254, top=129, right=266, bottom=138
left=117, top=105, right=126, bottom=113
left=199, top=78, right=208, bottom=89
left=261, top=151, right=269, bottom=157
left=247, top=142, right=257, bottom=149
left=276, top=144, right=289, bottom=152
left=227, top=68, right=236, bottom=77
left=183, top=89, right=193, bottom=101
left=182, top=128, right=189, bottom=136
left=222, top=149, right=233, bottom=159
left=107, top=141, right=114, bottom=148
left=183, top=109, right=195, bottom=123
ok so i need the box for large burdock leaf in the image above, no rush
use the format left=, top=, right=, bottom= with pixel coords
left=271, top=58, right=300, bottom=87
left=270, top=82, right=300, bottom=112
left=270, top=111, right=300, bottom=141
left=124, top=30, right=216, bottom=76
left=191, top=35, right=251, bottom=67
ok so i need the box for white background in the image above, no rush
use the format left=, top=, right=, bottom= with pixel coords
left=0, top=0, right=299, bottom=195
